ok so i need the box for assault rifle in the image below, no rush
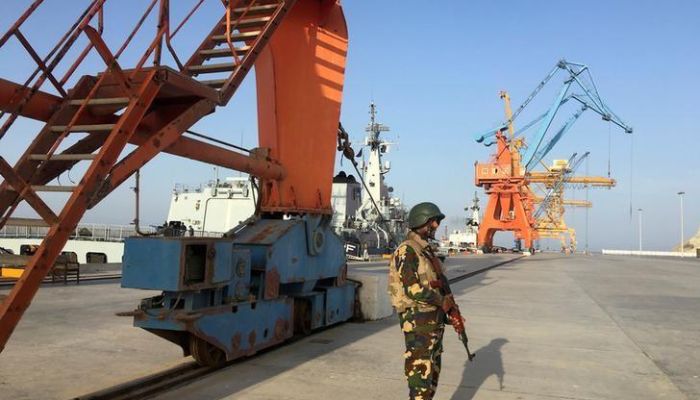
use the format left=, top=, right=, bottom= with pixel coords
left=427, top=251, right=476, bottom=362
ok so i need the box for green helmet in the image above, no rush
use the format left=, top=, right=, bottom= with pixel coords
left=407, top=202, right=445, bottom=229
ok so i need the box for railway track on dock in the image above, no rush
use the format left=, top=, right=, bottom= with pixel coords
left=0, top=273, right=121, bottom=288
left=73, top=362, right=214, bottom=400
left=73, top=256, right=523, bottom=400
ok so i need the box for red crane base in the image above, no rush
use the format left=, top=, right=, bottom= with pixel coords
left=477, top=182, right=537, bottom=252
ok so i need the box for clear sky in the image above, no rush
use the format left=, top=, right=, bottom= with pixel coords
left=1, top=1, right=698, bottom=251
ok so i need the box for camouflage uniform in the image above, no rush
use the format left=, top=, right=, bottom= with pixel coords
left=389, top=231, right=450, bottom=400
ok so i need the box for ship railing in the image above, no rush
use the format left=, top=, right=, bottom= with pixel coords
left=0, top=223, right=228, bottom=241
left=189, top=230, right=228, bottom=238
left=1, top=0, right=194, bottom=137
left=0, top=0, right=260, bottom=143
left=0, top=223, right=155, bottom=242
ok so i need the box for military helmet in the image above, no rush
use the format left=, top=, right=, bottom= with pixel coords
left=407, top=202, right=445, bottom=229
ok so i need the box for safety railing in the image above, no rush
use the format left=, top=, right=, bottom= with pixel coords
left=0, top=0, right=268, bottom=231
left=0, top=0, right=102, bottom=141
left=222, top=0, right=258, bottom=66
left=0, top=0, right=265, bottom=139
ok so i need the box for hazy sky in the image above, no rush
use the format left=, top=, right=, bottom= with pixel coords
left=1, top=1, right=698, bottom=251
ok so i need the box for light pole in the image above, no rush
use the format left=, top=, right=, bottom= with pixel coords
left=678, top=191, right=685, bottom=256
left=637, top=208, right=643, bottom=252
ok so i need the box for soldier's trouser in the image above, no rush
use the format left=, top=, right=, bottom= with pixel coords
left=399, top=308, right=445, bottom=400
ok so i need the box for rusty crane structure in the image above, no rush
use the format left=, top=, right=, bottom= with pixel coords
left=0, top=0, right=352, bottom=362
left=529, top=157, right=615, bottom=252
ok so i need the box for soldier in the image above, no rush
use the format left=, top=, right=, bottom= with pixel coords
left=388, top=202, right=465, bottom=400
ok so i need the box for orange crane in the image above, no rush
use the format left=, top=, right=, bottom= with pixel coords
left=474, top=107, right=536, bottom=252
left=474, top=60, right=632, bottom=253
left=0, top=0, right=348, bottom=353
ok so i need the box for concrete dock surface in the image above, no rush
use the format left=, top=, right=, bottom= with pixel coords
left=1, top=253, right=698, bottom=399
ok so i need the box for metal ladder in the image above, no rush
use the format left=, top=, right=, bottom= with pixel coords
left=0, top=0, right=295, bottom=352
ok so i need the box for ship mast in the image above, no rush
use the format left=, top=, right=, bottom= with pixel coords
left=360, top=102, right=391, bottom=216
left=470, top=191, right=480, bottom=225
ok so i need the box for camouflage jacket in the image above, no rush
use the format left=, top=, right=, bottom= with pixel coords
left=388, top=231, right=445, bottom=313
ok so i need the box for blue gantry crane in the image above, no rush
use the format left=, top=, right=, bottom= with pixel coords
left=472, top=59, right=633, bottom=252
left=476, top=59, right=633, bottom=172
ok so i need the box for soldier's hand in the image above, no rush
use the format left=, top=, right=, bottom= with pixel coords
left=441, top=294, right=457, bottom=313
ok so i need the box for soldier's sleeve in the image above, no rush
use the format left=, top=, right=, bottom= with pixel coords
left=397, top=245, right=443, bottom=307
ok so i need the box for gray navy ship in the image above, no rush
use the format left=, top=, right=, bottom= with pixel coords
left=331, top=103, right=408, bottom=259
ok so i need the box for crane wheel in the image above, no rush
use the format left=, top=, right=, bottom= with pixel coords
left=190, top=335, right=226, bottom=368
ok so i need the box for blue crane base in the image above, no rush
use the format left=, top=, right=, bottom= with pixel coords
left=121, top=215, right=357, bottom=366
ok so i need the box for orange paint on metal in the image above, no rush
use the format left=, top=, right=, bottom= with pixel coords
left=475, top=131, right=537, bottom=250
left=0, top=72, right=162, bottom=351
left=255, top=0, right=348, bottom=214
left=164, top=136, right=286, bottom=181
left=0, top=78, right=61, bottom=122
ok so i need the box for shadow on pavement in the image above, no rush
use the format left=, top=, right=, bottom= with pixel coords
left=448, top=338, right=509, bottom=400
left=151, top=257, right=516, bottom=399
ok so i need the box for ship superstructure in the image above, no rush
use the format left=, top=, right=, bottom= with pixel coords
left=0, top=177, right=257, bottom=264
left=331, top=103, right=407, bottom=256
left=446, top=192, right=481, bottom=251
left=166, top=177, right=255, bottom=236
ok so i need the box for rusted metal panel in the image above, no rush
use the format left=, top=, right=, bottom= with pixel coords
left=322, top=284, right=355, bottom=326
left=0, top=78, right=61, bottom=122
left=98, top=67, right=220, bottom=102
left=137, top=297, right=294, bottom=360
left=161, top=136, right=286, bottom=181
left=264, top=268, right=280, bottom=300
left=0, top=157, right=58, bottom=225
left=232, top=219, right=297, bottom=245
